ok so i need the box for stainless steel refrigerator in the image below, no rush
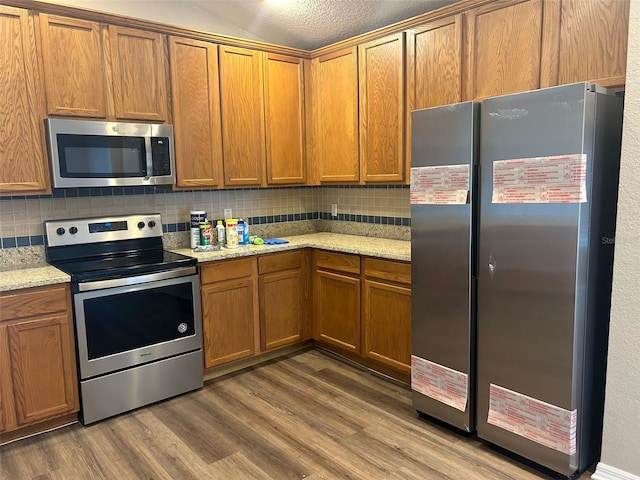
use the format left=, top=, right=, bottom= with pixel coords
left=477, top=83, right=622, bottom=476
left=410, top=101, right=479, bottom=433
left=411, top=83, right=622, bottom=476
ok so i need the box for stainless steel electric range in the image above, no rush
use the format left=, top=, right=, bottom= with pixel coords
left=45, top=214, right=203, bottom=424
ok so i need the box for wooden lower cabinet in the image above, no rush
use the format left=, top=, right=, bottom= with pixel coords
left=312, top=252, right=411, bottom=379
left=201, top=252, right=310, bottom=368
left=314, top=270, right=361, bottom=353
left=200, top=258, right=259, bottom=368
left=258, top=251, right=309, bottom=351
left=200, top=250, right=410, bottom=380
left=0, top=284, right=79, bottom=435
left=363, top=280, right=411, bottom=373
left=362, top=258, right=411, bottom=374
left=313, top=251, right=361, bottom=354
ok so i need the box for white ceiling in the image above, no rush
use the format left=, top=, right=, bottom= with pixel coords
left=191, top=0, right=457, bottom=50
left=43, top=0, right=457, bottom=50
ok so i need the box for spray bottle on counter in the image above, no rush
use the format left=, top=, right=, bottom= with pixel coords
left=215, top=220, right=225, bottom=246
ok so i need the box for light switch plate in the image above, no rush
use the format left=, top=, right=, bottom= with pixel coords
left=224, top=208, right=232, bottom=219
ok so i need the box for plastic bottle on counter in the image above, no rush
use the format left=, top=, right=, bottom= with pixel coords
left=225, top=219, right=238, bottom=248
left=215, top=220, right=225, bottom=246
left=243, top=218, right=250, bottom=245
left=238, top=219, right=248, bottom=245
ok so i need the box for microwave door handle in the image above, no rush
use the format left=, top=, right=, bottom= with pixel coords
left=144, top=134, right=153, bottom=180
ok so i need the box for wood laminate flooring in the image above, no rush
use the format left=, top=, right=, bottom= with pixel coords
left=0, top=349, right=592, bottom=480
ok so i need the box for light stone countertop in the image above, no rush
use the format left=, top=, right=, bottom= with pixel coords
left=0, top=264, right=71, bottom=292
left=0, top=233, right=410, bottom=292
left=169, top=232, right=410, bottom=263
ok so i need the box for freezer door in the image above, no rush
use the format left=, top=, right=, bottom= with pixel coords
left=477, top=83, right=596, bottom=475
left=411, top=102, right=478, bottom=432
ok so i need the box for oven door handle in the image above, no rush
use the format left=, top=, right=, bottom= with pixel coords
left=77, top=266, right=197, bottom=292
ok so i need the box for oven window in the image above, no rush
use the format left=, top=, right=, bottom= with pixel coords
left=83, top=282, right=195, bottom=359
left=57, top=134, right=146, bottom=177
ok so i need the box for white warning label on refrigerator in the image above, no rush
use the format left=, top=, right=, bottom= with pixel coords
left=487, top=384, right=577, bottom=455
left=410, top=165, right=470, bottom=205
left=492, top=154, right=587, bottom=204
left=411, top=356, right=468, bottom=412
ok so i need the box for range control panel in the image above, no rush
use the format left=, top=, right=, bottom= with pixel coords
left=45, top=214, right=162, bottom=247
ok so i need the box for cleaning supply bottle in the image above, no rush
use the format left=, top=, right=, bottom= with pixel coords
left=215, top=220, right=225, bottom=246
left=238, top=219, right=248, bottom=245
left=237, top=219, right=246, bottom=245
left=243, top=218, right=250, bottom=244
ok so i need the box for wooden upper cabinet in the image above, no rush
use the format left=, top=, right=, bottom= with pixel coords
left=219, top=46, right=266, bottom=186
left=407, top=15, right=463, bottom=110
left=0, top=6, right=49, bottom=194
left=263, top=53, right=306, bottom=185
left=540, top=0, right=629, bottom=89
left=406, top=15, right=463, bottom=179
left=169, top=36, right=223, bottom=188
left=109, top=25, right=168, bottom=121
left=39, top=15, right=107, bottom=118
left=314, top=48, right=359, bottom=183
left=359, top=33, right=405, bottom=183
left=464, top=0, right=543, bottom=101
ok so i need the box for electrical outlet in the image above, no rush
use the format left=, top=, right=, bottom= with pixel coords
left=331, top=204, right=338, bottom=217
left=224, top=208, right=232, bottom=219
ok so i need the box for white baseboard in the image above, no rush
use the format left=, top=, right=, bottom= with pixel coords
left=592, top=463, right=640, bottom=480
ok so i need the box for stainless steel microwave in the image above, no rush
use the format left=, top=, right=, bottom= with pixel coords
left=45, top=118, right=175, bottom=188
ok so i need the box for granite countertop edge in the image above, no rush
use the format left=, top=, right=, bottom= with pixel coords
left=169, top=233, right=411, bottom=263
left=0, top=233, right=410, bottom=292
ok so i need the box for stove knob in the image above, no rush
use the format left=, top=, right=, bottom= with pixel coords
left=137, top=221, right=145, bottom=229
left=148, top=220, right=156, bottom=228
left=56, top=227, right=65, bottom=236
left=69, top=226, right=78, bottom=235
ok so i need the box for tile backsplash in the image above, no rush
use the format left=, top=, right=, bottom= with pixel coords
left=0, top=185, right=410, bottom=249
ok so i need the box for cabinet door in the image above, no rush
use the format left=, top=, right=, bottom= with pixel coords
left=169, top=36, right=223, bottom=188
left=201, top=278, right=257, bottom=368
left=363, top=279, right=411, bottom=373
left=109, top=25, right=168, bottom=121
left=314, top=270, right=360, bottom=354
left=39, top=15, right=106, bottom=118
left=219, top=46, right=266, bottom=186
left=259, top=270, right=304, bottom=350
left=464, top=0, right=543, bottom=100
left=314, top=48, right=359, bottom=182
left=0, top=325, right=17, bottom=432
left=0, top=6, right=49, bottom=194
left=359, top=33, right=405, bottom=183
left=406, top=15, right=462, bottom=180
left=7, top=315, right=79, bottom=426
left=263, top=53, right=306, bottom=185
left=540, top=0, right=629, bottom=89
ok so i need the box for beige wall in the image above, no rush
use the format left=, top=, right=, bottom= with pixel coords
left=595, top=0, right=640, bottom=477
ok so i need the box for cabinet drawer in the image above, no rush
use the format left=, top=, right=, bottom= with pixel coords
left=315, top=250, right=360, bottom=275
left=258, top=251, right=304, bottom=275
left=0, top=285, right=69, bottom=322
left=201, top=257, right=255, bottom=284
left=364, top=258, right=411, bottom=285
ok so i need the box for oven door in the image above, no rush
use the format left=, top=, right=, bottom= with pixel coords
left=73, top=271, right=202, bottom=379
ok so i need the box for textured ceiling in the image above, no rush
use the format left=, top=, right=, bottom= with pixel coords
left=44, top=0, right=458, bottom=50
left=191, top=0, right=457, bottom=50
